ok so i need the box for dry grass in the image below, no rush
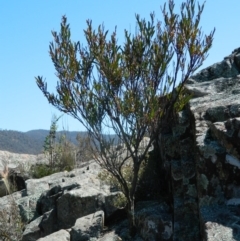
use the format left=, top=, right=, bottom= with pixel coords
left=0, top=163, right=10, bottom=195
left=0, top=195, right=24, bottom=241
left=0, top=162, right=25, bottom=240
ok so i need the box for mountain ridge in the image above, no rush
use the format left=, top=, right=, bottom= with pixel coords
left=0, top=129, right=87, bottom=155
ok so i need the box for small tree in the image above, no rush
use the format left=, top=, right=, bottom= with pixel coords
left=36, top=0, right=214, bottom=235
left=43, top=114, right=75, bottom=172
left=43, top=114, right=62, bottom=168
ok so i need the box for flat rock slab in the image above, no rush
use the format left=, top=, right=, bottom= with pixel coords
left=98, top=231, right=122, bottom=241
left=57, top=187, right=118, bottom=229
left=200, top=205, right=240, bottom=240
left=37, top=229, right=70, bottom=241
left=0, top=151, right=47, bottom=169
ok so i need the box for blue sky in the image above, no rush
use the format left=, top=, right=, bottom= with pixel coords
left=0, top=1, right=239, bottom=132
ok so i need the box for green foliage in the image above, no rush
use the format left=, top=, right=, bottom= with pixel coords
left=36, top=0, right=214, bottom=234
left=57, top=152, right=75, bottom=171
left=173, top=86, right=193, bottom=112
left=112, top=193, right=128, bottom=210
left=33, top=115, right=76, bottom=178
left=43, top=114, right=63, bottom=168
left=30, top=164, right=56, bottom=178
left=31, top=144, right=75, bottom=178
left=98, top=159, right=146, bottom=208
left=31, top=149, right=75, bottom=179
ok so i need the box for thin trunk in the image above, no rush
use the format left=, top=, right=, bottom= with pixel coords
left=127, top=156, right=140, bottom=237
left=127, top=198, right=137, bottom=237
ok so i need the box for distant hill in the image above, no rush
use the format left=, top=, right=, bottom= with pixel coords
left=0, top=129, right=87, bottom=155
left=0, top=130, right=44, bottom=154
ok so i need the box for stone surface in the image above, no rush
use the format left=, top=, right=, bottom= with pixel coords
left=70, top=211, right=104, bottom=241
left=97, top=231, right=122, bottom=241
left=0, top=151, right=48, bottom=197
left=37, top=229, right=70, bottom=241
left=0, top=179, right=8, bottom=197
left=22, top=215, right=44, bottom=241
left=159, top=47, right=240, bottom=240
left=7, top=160, right=119, bottom=240
left=159, top=107, right=199, bottom=240
left=135, top=201, right=172, bottom=241
left=0, top=151, right=47, bottom=170
left=200, top=205, right=240, bottom=240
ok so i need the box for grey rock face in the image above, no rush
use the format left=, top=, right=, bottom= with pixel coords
left=159, top=47, right=240, bottom=240
left=97, top=231, right=122, bottom=241
left=191, top=47, right=240, bottom=82
left=70, top=211, right=104, bottom=241
left=37, top=229, right=70, bottom=241
left=6, top=161, right=119, bottom=241
left=22, top=215, right=44, bottom=241
left=0, top=151, right=48, bottom=197
left=135, top=201, right=172, bottom=241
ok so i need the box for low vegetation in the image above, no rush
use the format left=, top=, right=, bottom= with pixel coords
left=0, top=195, right=24, bottom=241
left=30, top=114, right=97, bottom=178
left=0, top=162, right=25, bottom=241
left=30, top=115, right=76, bottom=178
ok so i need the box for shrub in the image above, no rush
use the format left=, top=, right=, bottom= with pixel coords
left=36, top=0, right=215, bottom=235
left=31, top=144, right=75, bottom=178
left=0, top=163, right=25, bottom=240
left=98, top=159, right=146, bottom=209
left=30, top=164, right=56, bottom=179
left=31, top=115, right=76, bottom=179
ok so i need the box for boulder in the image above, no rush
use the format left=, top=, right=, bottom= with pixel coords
left=0, top=151, right=48, bottom=197
left=200, top=205, right=240, bottom=241
left=22, top=215, right=44, bottom=241
left=70, top=211, right=104, bottom=241
left=57, top=187, right=118, bottom=229
left=188, top=48, right=240, bottom=240
left=12, top=160, right=119, bottom=240
left=22, top=209, right=58, bottom=241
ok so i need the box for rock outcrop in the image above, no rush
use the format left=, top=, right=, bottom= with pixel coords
left=0, top=151, right=48, bottom=197
left=159, top=47, right=240, bottom=240
left=1, top=48, right=240, bottom=240
left=20, top=161, right=121, bottom=240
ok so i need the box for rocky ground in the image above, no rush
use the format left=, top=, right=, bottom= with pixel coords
left=1, top=47, right=240, bottom=240
left=0, top=159, right=169, bottom=240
